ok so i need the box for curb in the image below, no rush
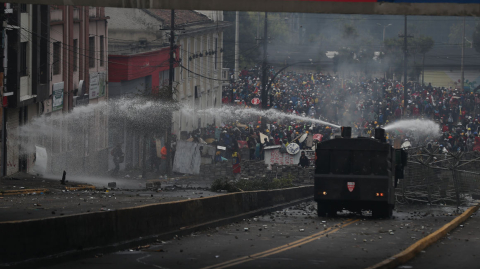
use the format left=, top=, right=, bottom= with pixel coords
left=5, top=196, right=313, bottom=269
left=366, top=203, right=480, bottom=269
left=0, top=189, right=49, bottom=196
left=64, top=185, right=96, bottom=191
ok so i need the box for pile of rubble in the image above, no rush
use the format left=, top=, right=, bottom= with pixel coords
left=196, top=160, right=314, bottom=183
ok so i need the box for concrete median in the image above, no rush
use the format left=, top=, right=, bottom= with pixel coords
left=0, top=186, right=313, bottom=265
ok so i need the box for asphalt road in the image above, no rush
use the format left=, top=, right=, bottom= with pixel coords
left=0, top=173, right=219, bottom=222
left=41, top=202, right=466, bottom=269
left=401, top=211, right=480, bottom=269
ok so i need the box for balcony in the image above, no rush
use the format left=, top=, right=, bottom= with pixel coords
left=73, top=7, right=80, bottom=20
left=222, top=68, right=229, bottom=86
left=89, top=7, right=96, bottom=18
left=50, top=8, right=63, bottom=22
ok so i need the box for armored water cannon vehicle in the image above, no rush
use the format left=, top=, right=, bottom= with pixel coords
left=314, top=127, right=407, bottom=218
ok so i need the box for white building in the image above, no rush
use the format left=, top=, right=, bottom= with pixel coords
left=106, top=8, right=230, bottom=138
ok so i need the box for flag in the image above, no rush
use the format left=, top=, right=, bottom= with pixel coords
left=311, top=74, right=315, bottom=83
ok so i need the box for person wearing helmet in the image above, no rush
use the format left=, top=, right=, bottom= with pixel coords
left=474, top=132, right=480, bottom=152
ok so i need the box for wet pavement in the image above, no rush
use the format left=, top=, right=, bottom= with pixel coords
left=40, top=201, right=470, bottom=269
left=402, top=211, right=480, bottom=269
left=0, top=172, right=219, bottom=222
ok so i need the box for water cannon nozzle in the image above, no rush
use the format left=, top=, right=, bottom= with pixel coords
left=375, top=128, right=386, bottom=142
left=341, top=127, right=351, bottom=138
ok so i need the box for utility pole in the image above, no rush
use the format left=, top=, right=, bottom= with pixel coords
left=232, top=11, right=240, bottom=104
left=461, top=16, right=465, bottom=91
left=234, top=11, right=239, bottom=81
left=377, top=23, right=392, bottom=43
left=403, top=15, right=408, bottom=116
left=256, top=12, right=260, bottom=45
left=261, top=12, right=268, bottom=131
left=165, top=9, right=175, bottom=176
left=0, top=3, right=5, bottom=177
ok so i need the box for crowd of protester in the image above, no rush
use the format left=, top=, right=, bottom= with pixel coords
left=179, top=66, right=480, bottom=160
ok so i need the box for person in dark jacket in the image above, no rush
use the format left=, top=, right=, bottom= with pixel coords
left=298, top=151, right=309, bottom=168
left=111, top=143, right=124, bottom=176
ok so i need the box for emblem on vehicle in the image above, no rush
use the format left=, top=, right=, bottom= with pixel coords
left=347, top=182, right=355, bottom=192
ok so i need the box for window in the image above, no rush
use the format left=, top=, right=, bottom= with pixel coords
left=89, top=37, right=95, bottom=68
left=20, top=42, right=27, bottom=76
left=99, top=35, right=104, bottom=67
left=73, top=39, right=78, bottom=72
left=20, top=4, right=27, bottom=13
left=53, top=42, right=61, bottom=75
left=187, top=39, right=191, bottom=77
left=214, top=37, right=218, bottom=70
left=206, top=37, right=209, bottom=76
left=180, top=41, right=183, bottom=80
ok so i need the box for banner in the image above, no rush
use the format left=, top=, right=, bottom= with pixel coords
left=265, top=147, right=315, bottom=166
left=173, top=141, right=202, bottom=175
left=89, top=72, right=99, bottom=99
left=52, top=82, right=64, bottom=111
left=237, top=140, right=248, bottom=149
left=260, top=132, right=269, bottom=143
left=32, top=146, right=47, bottom=176
left=98, top=72, right=106, bottom=98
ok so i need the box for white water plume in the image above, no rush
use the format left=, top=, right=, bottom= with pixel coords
left=184, top=106, right=341, bottom=128
left=384, top=119, right=441, bottom=138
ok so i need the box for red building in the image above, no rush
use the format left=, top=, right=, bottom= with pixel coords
left=108, top=47, right=179, bottom=97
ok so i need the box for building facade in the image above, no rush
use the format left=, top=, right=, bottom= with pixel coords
left=106, top=8, right=229, bottom=171
left=42, top=5, right=109, bottom=175
left=0, top=4, right=109, bottom=176
left=2, top=3, right=50, bottom=176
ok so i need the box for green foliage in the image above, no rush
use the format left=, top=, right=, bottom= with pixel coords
left=211, top=174, right=295, bottom=193
left=416, top=36, right=435, bottom=55
left=223, top=12, right=291, bottom=69
left=332, top=24, right=376, bottom=78
left=382, top=35, right=434, bottom=81
left=342, top=24, right=359, bottom=40
left=450, top=22, right=474, bottom=46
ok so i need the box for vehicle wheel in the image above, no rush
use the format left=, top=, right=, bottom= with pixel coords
left=386, top=204, right=393, bottom=218
left=317, top=202, right=327, bottom=217
left=372, top=203, right=392, bottom=219
left=327, top=204, right=338, bottom=217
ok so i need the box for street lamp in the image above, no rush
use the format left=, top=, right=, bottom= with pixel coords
left=377, top=23, right=392, bottom=43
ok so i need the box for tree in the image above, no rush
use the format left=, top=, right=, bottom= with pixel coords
left=223, top=12, right=291, bottom=70
left=450, top=22, right=473, bottom=46
left=415, top=36, right=434, bottom=85
left=342, top=24, right=359, bottom=40
left=383, top=38, right=404, bottom=80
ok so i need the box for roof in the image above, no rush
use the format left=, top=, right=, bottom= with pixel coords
left=146, top=9, right=211, bottom=26
left=105, top=8, right=163, bottom=31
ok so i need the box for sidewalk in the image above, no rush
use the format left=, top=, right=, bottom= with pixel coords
left=0, top=172, right=219, bottom=222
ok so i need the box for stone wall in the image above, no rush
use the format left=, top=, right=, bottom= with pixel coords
left=195, top=160, right=314, bottom=183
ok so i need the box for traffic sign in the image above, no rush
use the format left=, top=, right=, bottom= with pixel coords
left=251, top=98, right=260, bottom=105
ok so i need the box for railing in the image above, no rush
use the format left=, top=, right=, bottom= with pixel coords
left=396, top=147, right=480, bottom=206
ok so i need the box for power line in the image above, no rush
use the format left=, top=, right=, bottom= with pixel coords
left=16, top=28, right=172, bottom=81
left=12, top=20, right=173, bottom=70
